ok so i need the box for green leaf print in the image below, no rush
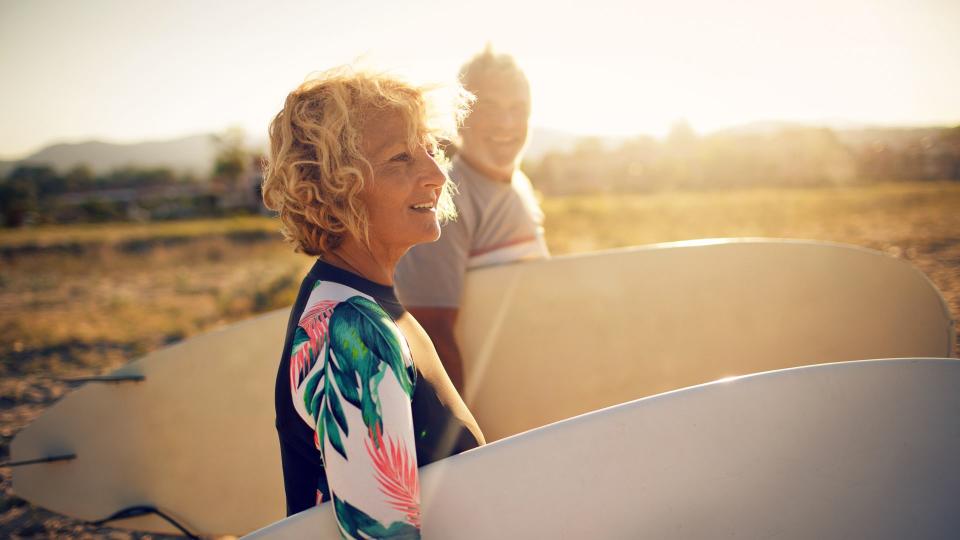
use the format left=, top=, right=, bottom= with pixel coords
left=305, top=295, right=416, bottom=462
left=327, top=376, right=349, bottom=433
left=330, top=354, right=361, bottom=407
left=333, top=492, right=420, bottom=540
left=323, top=397, right=345, bottom=458
left=310, top=353, right=350, bottom=460
left=291, top=326, right=312, bottom=358
left=302, top=338, right=350, bottom=460
left=328, top=296, right=414, bottom=442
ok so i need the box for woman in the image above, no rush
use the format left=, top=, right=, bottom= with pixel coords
left=262, top=67, right=486, bottom=539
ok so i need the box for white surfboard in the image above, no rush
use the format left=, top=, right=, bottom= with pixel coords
left=10, top=310, right=291, bottom=535
left=9, top=240, right=955, bottom=535
left=458, top=239, right=955, bottom=440
left=244, top=358, right=960, bottom=539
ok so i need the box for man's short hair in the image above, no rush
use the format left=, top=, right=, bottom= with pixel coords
left=459, top=44, right=530, bottom=97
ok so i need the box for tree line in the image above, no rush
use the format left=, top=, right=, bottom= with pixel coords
left=3, top=125, right=958, bottom=227
left=0, top=132, right=261, bottom=227
left=523, top=124, right=960, bottom=195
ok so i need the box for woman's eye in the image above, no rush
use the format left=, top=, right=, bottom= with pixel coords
left=390, top=152, right=411, bottom=163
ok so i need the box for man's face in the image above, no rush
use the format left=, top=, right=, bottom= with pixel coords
left=459, top=72, right=531, bottom=180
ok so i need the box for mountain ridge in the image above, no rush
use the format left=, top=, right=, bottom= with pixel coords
left=3, top=122, right=956, bottom=180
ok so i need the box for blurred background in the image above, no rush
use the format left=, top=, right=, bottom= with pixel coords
left=1, top=0, right=958, bottom=537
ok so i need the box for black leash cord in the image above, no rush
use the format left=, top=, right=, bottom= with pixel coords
left=61, top=374, right=145, bottom=384
left=90, top=505, right=199, bottom=539
left=0, top=453, right=77, bottom=468
left=0, top=458, right=197, bottom=538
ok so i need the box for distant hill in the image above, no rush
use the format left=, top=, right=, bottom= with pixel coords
left=526, top=128, right=583, bottom=159
left=834, top=126, right=952, bottom=150
left=1, top=134, right=237, bottom=178
left=713, top=121, right=808, bottom=136
left=526, top=128, right=627, bottom=160
left=711, top=121, right=960, bottom=149
left=3, top=123, right=954, bottom=181
left=0, top=129, right=583, bottom=179
left=17, top=135, right=218, bottom=176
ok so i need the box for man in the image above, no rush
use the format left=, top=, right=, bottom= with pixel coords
left=395, top=47, right=549, bottom=394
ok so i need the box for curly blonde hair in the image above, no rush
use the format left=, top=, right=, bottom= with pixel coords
left=262, top=66, right=471, bottom=255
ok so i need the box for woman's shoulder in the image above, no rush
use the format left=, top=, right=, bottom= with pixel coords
left=299, top=280, right=410, bottom=360
left=303, top=278, right=366, bottom=306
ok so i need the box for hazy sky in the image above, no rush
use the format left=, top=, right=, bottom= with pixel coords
left=1, top=0, right=958, bottom=159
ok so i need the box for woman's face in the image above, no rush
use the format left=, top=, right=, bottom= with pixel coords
left=359, top=110, right=447, bottom=254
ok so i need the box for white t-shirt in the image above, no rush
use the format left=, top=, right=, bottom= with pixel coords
left=395, top=156, right=549, bottom=308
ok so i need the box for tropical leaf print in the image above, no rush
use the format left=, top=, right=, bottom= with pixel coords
left=365, top=424, right=421, bottom=528
left=333, top=492, right=420, bottom=540
left=289, top=327, right=314, bottom=391
left=328, top=296, right=415, bottom=438
left=289, top=294, right=344, bottom=457
left=304, top=353, right=349, bottom=459
left=294, top=294, right=416, bottom=463
left=290, top=299, right=337, bottom=391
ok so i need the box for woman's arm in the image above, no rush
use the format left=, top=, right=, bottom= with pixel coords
left=313, top=296, right=422, bottom=539
left=406, top=306, right=464, bottom=393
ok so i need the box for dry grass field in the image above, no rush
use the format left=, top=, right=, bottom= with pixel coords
left=1, top=180, right=958, bottom=538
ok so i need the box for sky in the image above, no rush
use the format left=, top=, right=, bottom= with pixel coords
left=1, top=0, right=959, bottom=159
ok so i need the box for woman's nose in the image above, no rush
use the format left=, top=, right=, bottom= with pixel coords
left=419, top=151, right=446, bottom=188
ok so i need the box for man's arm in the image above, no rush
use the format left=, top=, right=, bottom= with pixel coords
left=407, top=306, right=464, bottom=394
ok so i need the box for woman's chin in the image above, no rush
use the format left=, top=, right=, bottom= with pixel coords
left=396, top=225, right=441, bottom=250
left=420, top=226, right=442, bottom=244
left=419, top=222, right=442, bottom=244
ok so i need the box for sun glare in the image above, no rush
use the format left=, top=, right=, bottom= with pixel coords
left=0, top=0, right=957, bottom=156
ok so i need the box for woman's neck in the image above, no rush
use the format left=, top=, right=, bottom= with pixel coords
left=325, top=237, right=401, bottom=286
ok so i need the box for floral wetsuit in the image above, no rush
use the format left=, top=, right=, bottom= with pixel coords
left=275, top=259, right=481, bottom=539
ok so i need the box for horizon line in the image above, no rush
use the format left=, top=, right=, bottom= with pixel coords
left=3, top=118, right=959, bottom=162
